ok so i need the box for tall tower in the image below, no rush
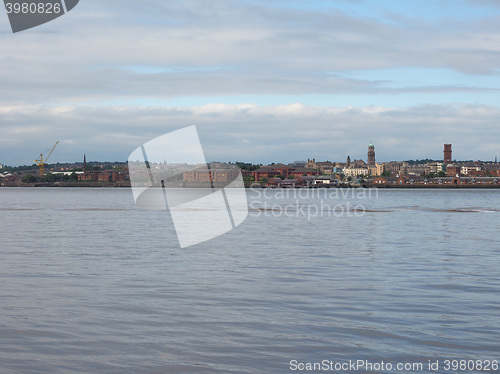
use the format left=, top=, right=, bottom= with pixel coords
left=444, top=144, right=452, bottom=164
left=83, top=154, right=87, bottom=171
left=346, top=155, right=351, bottom=167
left=367, top=141, right=375, bottom=166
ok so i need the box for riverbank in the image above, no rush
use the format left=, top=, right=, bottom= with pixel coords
left=0, top=181, right=132, bottom=188
left=2, top=181, right=500, bottom=188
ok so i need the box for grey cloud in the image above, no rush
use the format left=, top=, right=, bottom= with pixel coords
left=1, top=0, right=500, bottom=105
left=1, top=63, right=495, bottom=105
left=1, top=103, right=499, bottom=166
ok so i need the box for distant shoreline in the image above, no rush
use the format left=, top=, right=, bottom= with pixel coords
left=0, top=182, right=131, bottom=188
left=2, top=182, right=500, bottom=189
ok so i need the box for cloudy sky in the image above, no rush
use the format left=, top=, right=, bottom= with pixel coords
left=1, top=0, right=500, bottom=166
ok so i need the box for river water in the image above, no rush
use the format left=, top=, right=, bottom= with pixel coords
left=0, top=188, right=499, bottom=373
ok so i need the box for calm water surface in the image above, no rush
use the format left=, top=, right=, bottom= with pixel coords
left=0, top=188, right=499, bottom=373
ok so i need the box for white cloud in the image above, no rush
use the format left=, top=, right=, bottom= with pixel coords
left=1, top=1, right=500, bottom=164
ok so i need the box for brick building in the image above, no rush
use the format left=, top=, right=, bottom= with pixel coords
left=446, top=165, right=461, bottom=177
left=251, top=164, right=318, bottom=181
left=183, top=168, right=239, bottom=183
left=78, top=171, right=98, bottom=181
left=79, top=170, right=126, bottom=182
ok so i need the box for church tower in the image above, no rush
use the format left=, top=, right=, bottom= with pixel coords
left=367, top=141, right=375, bottom=166
left=83, top=154, right=87, bottom=171
left=346, top=155, right=351, bottom=168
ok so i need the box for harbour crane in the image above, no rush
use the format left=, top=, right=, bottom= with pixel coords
left=35, top=141, right=59, bottom=176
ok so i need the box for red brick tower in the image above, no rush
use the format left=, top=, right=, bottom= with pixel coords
left=444, top=144, right=452, bottom=164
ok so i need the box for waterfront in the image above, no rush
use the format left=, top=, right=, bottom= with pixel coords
left=0, top=188, right=499, bottom=373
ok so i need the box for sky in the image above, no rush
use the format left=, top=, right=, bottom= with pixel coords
left=1, top=0, right=500, bottom=166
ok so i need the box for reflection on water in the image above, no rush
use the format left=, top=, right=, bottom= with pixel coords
left=0, top=188, right=499, bottom=373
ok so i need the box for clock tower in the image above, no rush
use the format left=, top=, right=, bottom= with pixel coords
left=367, top=141, right=375, bottom=166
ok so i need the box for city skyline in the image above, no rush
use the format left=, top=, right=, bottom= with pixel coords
left=3, top=141, right=500, bottom=169
left=2, top=1, right=500, bottom=165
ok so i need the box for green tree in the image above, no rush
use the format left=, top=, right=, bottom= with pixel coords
left=41, top=174, right=55, bottom=183
left=42, top=173, right=65, bottom=183
left=22, top=174, right=37, bottom=183
left=381, top=170, right=391, bottom=177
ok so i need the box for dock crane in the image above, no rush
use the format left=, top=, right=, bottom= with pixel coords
left=35, top=141, right=59, bottom=176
